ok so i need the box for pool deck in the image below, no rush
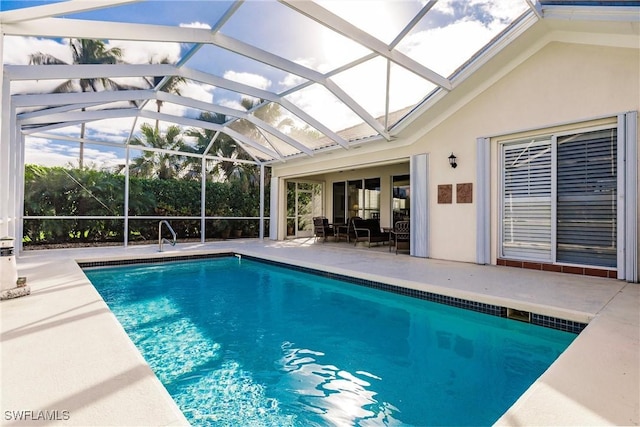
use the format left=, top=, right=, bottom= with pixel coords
left=1, top=238, right=638, bottom=426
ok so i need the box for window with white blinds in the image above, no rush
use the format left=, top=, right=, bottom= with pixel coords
left=500, top=127, right=618, bottom=268
left=502, top=140, right=552, bottom=261
left=557, top=129, right=617, bottom=267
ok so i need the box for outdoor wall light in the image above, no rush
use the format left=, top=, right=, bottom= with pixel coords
left=448, top=152, right=458, bottom=168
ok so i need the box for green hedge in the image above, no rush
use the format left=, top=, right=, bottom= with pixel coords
left=23, top=165, right=265, bottom=245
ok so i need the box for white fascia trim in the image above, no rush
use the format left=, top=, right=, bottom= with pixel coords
left=550, top=29, right=640, bottom=49
left=542, top=5, right=640, bottom=22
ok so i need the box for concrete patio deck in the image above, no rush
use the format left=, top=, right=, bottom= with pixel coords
left=1, top=238, right=638, bottom=426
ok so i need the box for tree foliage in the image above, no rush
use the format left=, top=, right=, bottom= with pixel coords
left=129, top=123, right=191, bottom=180
left=29, top=38, right=140, bottom=168
left=22, top=164, right=265, bottom=246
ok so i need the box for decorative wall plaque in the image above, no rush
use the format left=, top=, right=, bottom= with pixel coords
left=457, top=183, right=473, bottom=203
left=437, top=184, right=452, bottom=204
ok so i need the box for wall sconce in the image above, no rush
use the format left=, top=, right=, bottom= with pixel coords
left=448, top=152, right=457, bottom=169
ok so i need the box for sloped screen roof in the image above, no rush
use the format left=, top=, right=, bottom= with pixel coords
left=1, top=0, right=535, bottom=166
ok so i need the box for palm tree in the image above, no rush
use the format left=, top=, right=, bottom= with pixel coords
left=129, top=123, right=188, bottom=180
left=29, top=39, right=134, bottom=168
left=146, top=57, right=186, bottom=133
left=186, top=112, right=250, bottom=181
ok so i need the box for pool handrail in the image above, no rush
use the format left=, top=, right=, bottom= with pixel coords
left=158, top=220, right=177, bottom=252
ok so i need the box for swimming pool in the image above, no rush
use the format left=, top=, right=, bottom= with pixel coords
left=86, top=256, right=577, bottom=426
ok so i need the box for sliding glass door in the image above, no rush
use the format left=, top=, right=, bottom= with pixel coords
left=392, top=174, right=410, bottom=226
left=333, top=182, right=346, bottom=225
left=333, top=178, right=381, bottom=223
left=286, top=181, right=322, bottom=238
left=500, top=127, right=618, bottom=268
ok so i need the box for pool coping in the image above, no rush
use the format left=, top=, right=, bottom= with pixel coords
left=2, top=242, right=638, bottom=426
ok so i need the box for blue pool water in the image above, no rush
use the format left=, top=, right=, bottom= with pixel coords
left=86, top=257, right=576, bottom=426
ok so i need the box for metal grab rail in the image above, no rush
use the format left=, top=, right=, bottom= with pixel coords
left=158, top=220, right=177, bottom=252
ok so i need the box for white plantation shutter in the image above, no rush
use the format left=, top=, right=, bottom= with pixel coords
left=502, top=140, right=552, bottom=261
left=556, top=129, right=617, bottom=267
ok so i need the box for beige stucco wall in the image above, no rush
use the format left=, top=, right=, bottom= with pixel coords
left=272, top=40, right=639, bottom=267
left=424, top=42, right=639, bottom=263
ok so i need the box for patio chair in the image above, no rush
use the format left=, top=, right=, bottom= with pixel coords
left=353, top=218, right=390, bottom=247
left=336, top=216, right=361, bottom=243
left=313, top=216, right=334, bottom=242
left=390, top=221, right=410, bottom=254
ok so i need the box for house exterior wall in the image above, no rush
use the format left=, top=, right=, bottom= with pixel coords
left=426, top=42, right=639, bottom=263
left=272, top=41, right=639, bottom=275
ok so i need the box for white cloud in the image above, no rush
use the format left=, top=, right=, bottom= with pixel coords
left=437, top=0, right=527, bottom=23
left=180, top=22, right=212, bottom=30
left=4, top=36, right=182, bottom=67
left=3, top=36, right=72, bottom=65
left=83, top=118, right=136, bottom=143
left=279, top=72, right=306, bottom=90
left=140, top=81, right=215, bottom=119
left=220, top=99, right=244, bottom=111
left=82, top=146, right=126, bottom=169
left=109, top=40, right=182, bottom=64
left=180, top=81, right=215, bottom=103
left=223, top=71, right=272, bottom=91
left=316, top=0, right=411, bottom=45
left=400, top=18, right=507, bottom=77
left=11, top=79, right=70, bottom=95
left=284, top=84, right=364, bottom=132
left=25, top=138, right=76, bottom=167
left=24, top=136, right=125, bottom=169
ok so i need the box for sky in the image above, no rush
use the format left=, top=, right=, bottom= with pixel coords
left=1, top=0, right=530, bottom=168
